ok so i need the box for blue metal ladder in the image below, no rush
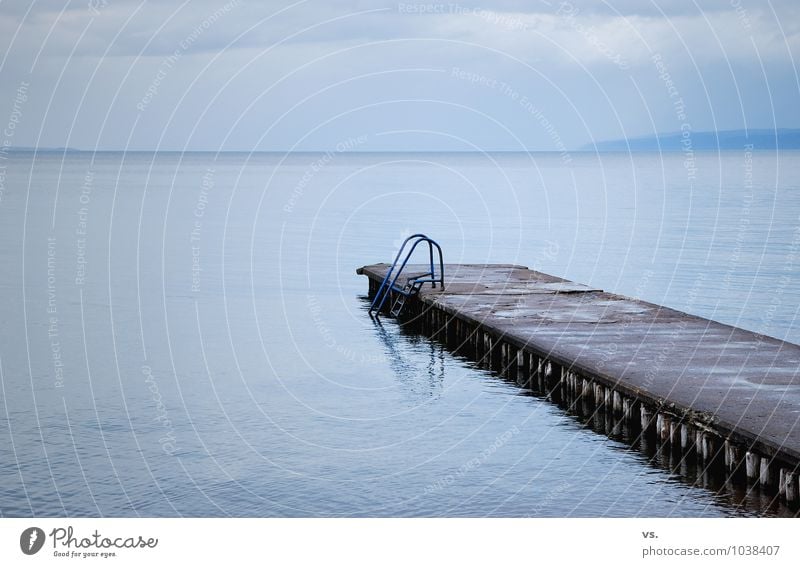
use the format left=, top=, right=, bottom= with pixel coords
left=368, top=234, right=444, bottom=318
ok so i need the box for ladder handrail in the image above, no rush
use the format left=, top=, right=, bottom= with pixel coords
left=370, top=234, right=424, bottom=314
left=373, top=237, right=440, bottom=315
left=369, top=233, right=444, bottom=316
left=370, top=234, right=436, bottom=315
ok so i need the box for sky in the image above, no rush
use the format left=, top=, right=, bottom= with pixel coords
left=0, top=0, right=798, bottom=151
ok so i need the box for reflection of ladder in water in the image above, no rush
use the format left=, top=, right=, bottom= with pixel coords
left=368, top=234, right=444, bottom=318
left=370, top=316, right=445, bottom=401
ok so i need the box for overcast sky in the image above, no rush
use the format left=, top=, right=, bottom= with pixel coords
left=0, top=0, right=798, bottom=151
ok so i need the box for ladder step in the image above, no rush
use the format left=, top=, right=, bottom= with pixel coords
left=390, top=294, right=407, bottom=317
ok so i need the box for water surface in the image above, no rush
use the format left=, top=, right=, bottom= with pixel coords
left=0, top=150, right=798, bottom=516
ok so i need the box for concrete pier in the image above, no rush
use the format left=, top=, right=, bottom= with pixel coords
left=358, top=263, right=800, bottom=508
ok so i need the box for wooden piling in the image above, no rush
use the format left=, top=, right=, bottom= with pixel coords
left=760, top=457, right=776, bottom=489
left=745, top=451, right=760, bottom=482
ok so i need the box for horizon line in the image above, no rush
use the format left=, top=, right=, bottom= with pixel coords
left=5, top=147, right=796, bottom=154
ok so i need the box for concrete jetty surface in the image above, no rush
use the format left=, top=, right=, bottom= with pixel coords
left=358, top=263, right=800, bottom=506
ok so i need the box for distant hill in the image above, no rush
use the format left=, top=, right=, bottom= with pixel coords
left=585, top=129, right=800, bottom=151
left=6, top=146, right=81, bottom=152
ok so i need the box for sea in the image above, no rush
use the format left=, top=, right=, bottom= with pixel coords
left=0, top=149, right=798, bottom=517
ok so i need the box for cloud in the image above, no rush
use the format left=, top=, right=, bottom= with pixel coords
left=0, top=0, right=797, bottom=150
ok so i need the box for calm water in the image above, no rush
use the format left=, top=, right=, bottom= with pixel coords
left=0, top=150, right=799, bottom=517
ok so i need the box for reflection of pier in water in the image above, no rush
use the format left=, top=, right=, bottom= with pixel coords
left=369, top=309, right=445, bottom=403
left=359, top=263, right=800, bottom=517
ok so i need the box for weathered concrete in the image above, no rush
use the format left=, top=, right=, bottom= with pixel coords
left=358, top=263, right=800, bottom=505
